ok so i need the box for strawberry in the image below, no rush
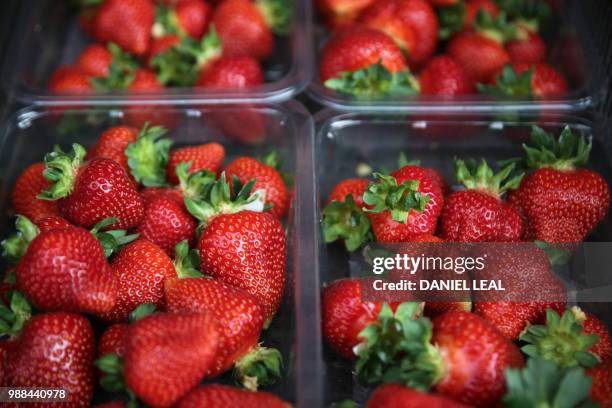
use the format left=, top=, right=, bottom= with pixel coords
left=360, top=0, right=438, bottom=68
left=137, top=196, right=197, bottom=256
left=2, top=312, right=95, bottom=407
left=437, top=0, right=499, bottom=39
left=326, top=178, right=370, bottom=208
left=589, top=361, right=612, bottom=408
left=322, top=278, right=390, bottom=359
left=39, top=144, right=144, bottom=230
left=124, top=312, right=220, bottom=407
left=355, top=305, right=523, bottom=406
left=510, top=126, right=610, bottom=243
left=141, top=187, right=184, bottom=207
left=147, top=34, right=182, bottom=65
left=167, top=142, right=225, bottom=185
left=418, top=55, right=475, bottom=95
left=473, top=243, right=566, bottom=339
left=11, top=162, right=59, bottom=222
left=76, top=43, right=114, bottom=78
left=367, top=383, right=470, bottom=408
left=152, top=0, right=211, bottom=40
left=47, top=65, right=93, bottom=93
left=98, top=323, right=128, bottom=360
left=521, top=307, right=612, bottom=367
left=447, top=32, right=510, bottom=83
left=196, top=56, right=264, bottom=88
left=1, top=215, right=64, bottom=265
left=35, top=215, right=73, bottom=231
left=93, top=0, right=156, bottom=56
left=478, top=62, right=567, bottom=98
left=165, top=271, right=281, bottom=388
left=316, top=0, right=375, bottom=29
left=363, top=165, right=444, bottom=242
left=101, top=239, right=176, bottom=322
left=177, top=384, right=291, bottom=408
left=506, top=31, right=547, bottom=64
left=16, top=226, right=118, bottom=315
left=504, top=357, right=597, bottom=408
left=212, top=0, right=289, bottom=60
left=320, top=25, right=417, bottom=98
left=88, top=126, right=139, bottom=175
left=223, top=155, right=288, bottom=219
left=440, top=159, right=523, bottom=242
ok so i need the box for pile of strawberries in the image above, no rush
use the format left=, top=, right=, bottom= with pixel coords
left=317, top=0, right=569, bottom=100
left=0, top=123, right=293, bottom=407
left=47, top=0, right=290, bottom=94
left=321, top=126, right=612, bottom=406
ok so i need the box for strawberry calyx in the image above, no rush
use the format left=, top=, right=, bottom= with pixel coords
left=125, top=123, right=173, bottom=187
left=502, top=357, right=595, bottom=408
left=129, top=303, right=156, bottom=323
left=455, top=158, right=523, bottom=198
left=38, top=143, right=87, bottom=200
left=477, top=64, right=533, bottom=97
left=519, top=308, right=601, bottom=369
left=496, top=0, right=550, bottom=33
left=354, top=302, right=445, bottom=390
left=234, top=345, right=283, bottom=391
left=437, top=1, right=466, bottom=40
left=363, top=173, right=430, bottom=224
left=184, top=172, right=267, bottom=227
left=474, top=9, right=519, bottom=44
left=324, top=62, right=420, bottom=99
left=522, top=126, right=592, bottom=172
left=90, top=43, right=140, bottom=91
left=0, top=291, right=32, bottom=338
left=322, top=195, right=372, bottom=252
left=173, top=240, right=204, bottom=279
left=90, top=217, right=140, bottom=258
left=176, top=162, right=217, bottom=201
left=151, top=4, right=182, bottom=39
left=1, top=215, right=40, bottom=265
left=151, top=28, right=222, bottom=87
left=255, top=0, right=293, bottom=35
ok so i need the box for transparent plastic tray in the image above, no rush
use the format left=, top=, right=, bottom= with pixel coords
left=0, top=101, right=318, bottom=406
left=0, top=0, right=313, bottom=106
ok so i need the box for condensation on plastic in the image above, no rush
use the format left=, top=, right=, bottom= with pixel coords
left=0, top=101, right=322, bottom=407
left=0, top=0, right=313, bottom=106
left=311, top=109, right=612, bottom=405
left=307, top=0, right=610, bottom=113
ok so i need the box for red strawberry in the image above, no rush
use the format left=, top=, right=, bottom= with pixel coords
left=3, top=313, right=95, bottom=407
left=573, top=307, right=612, bottom=362
left=88, top=126, right=139, bottom=175
left=360, top=0, right=438, bottom=68
left=367, top=383, right=470, bottom=408
left=36, top=216, right=73, bottom=231
left=16, top=226, right=118, bottom=314
left=196, top=56, right=264, bottom=88
left=511, top=126, right=609, bottom=243
left=436, top=0, right=498, bottom=39
left=440, top=159, right=523, bottom=242
left=76, top=43, right=114, bottom=78
left=506, top=31, right=547, bottom=64
left=363, top=165, right=444, bottom=242
left=447, top=32, right=510, bottom=83
left=101, top=239, right=176, bottom=322
left=419, top=55, right=475, bottom=95
left=98, top=323, right=128, bottom=359
left=47, top=66, right=93, bottom=93
left=177, top=384, right=291, bottom=408
left=197, top=211, right=286, bottom=323
left=93, top=0, right=155, bottom=56
left=316, top=0, right=376, bottom=29
left=167, top=142, right=225, bottom=185
left=589, top=361, right=612, bottom=408
left=153, top=0, right=211, bottom=40
left=480, top=63, right=567, bottom=99
left=11, top=162, right=59, bottom=222
left=129, top=68, right=164, bottom=91
left=464, top=0, right=499, bottom=29
left=124, top=312, right=220, bottom=407
left=137, top=196, right=197, bottom=256
left=473, top=243, right=566, bottom=339
left=141, top=186, right=184, bottom=207
left=212, top=0, right=287, bottom=61
left=165, top=276, right=281, bottom=387
left=147, top=34, right=182, bottom=65
left=326, top=178, right=370, bottom=208
left=39, top=144, right=144, bottom=230
left=322, top=278, right=389, bottom=359
left=223, top=156, right=289, bottom=219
